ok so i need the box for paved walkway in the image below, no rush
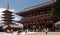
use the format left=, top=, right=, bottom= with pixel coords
left=0, top=32, right=60, bottom=35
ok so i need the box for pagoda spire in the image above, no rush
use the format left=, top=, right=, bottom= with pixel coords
left=6, top=0, right=9, bottom=10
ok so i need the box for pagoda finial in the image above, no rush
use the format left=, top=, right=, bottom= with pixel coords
left=6, top=0, right=9, bottom=10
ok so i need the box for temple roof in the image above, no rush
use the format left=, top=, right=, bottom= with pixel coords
left=16, top=1, right=54, bottom=16
left=3, top=9, right=13, bottom=13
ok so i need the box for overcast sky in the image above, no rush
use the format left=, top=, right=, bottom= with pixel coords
left=0, top=0, right=51, bottom=12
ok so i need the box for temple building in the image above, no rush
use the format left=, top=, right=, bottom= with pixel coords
left=16, top=1, right=55, bottom=31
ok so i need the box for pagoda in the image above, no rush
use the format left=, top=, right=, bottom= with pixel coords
left=2, top=3, right=14, bottom=25
left=2, top=10, right=13, bottom=25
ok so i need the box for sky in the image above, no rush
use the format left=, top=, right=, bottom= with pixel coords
left=0, top=0, right=51, bottom=12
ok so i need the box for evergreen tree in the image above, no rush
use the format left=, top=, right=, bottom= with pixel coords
left=51, top=0, right=60, bottom=22
left=51, top=0, right=60, bottom=31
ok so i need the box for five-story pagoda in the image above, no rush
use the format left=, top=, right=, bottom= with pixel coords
left=2, top=0, right=14, bottom=26
left=2, top=9, right=13, bottom=25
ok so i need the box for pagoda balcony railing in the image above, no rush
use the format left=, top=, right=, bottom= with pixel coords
left=21, top=13, right=51, bottom=20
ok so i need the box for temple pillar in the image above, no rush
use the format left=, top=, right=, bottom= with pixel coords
left=35, top=21, right=37, bottom=31
left=36, top=22, right=40, bottom=30
left=37, top=24, right=40, bottom=31
left=23, top=22, right=28, bottom=31
left=27, top=24, right=28, bottom=29
left=52, top=22, right=55, bottom=31
left=44, top=23, right=46, bottom=28
left=38, top=22, right=41, bottom=29
left=43, top=21, right=46, bottom=28
left=31, top=22, right=34, bottom=31
left=32, top=21, right=36, bottom=32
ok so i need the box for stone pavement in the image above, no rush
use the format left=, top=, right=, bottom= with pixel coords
left=0, top=32, right=60, bottom=35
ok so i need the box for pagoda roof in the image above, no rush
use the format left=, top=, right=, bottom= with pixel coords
left=2, top=17, right=14, bottom=19
left=16, top=1, right=54, bottom=16
left=2, top=20, right=14, bottom=22
left=2, top=19, right=13, bottom=20
left=3, top=9, right=13, bottom=13
left=2, top=16, right=13, bottom=18
left=2, top=14, right=14, bottom=16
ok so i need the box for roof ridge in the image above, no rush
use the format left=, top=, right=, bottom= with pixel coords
left=23, top=1, right=53, bottom=12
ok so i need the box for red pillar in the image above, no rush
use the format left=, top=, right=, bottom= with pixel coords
left=31, top=22, right=34, bottom=31
left=43, top=21, right=46, bottom=28
left=23, top=23, right=26, bottom=31
left=52, top=22, right=55, bottom=31
left=44, top=23, right=46, bottom=28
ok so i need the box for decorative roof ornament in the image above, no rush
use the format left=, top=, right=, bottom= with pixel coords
left=6, top=0, right=9, bottom=10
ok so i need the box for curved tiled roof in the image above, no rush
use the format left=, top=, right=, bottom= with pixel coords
left=16, top=1, right=54, bottom=16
